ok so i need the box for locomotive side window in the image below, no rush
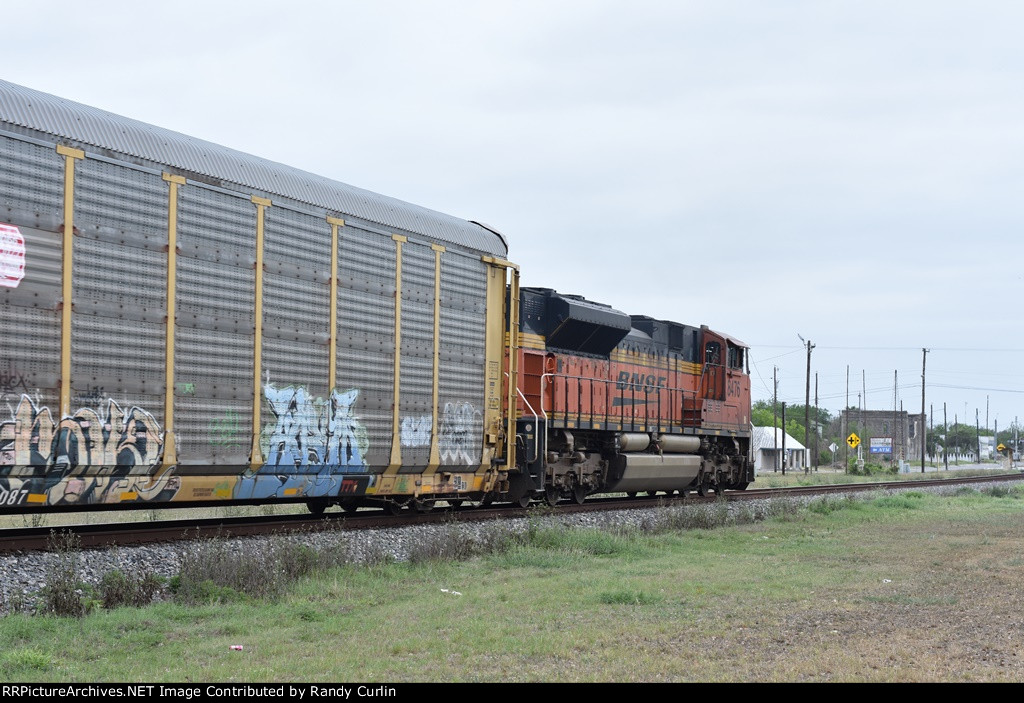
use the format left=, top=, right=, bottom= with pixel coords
left=705, top=341, right=721, bottom=364
left=727, top=344, right=744, bottom=370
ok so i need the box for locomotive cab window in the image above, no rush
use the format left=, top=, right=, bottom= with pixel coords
left=727, top=344, right=744, bottom=370
left=705, top=341, right=721, bottom=364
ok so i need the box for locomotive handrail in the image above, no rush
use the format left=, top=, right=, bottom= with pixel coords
left=508, top=373, right=542, bottom=464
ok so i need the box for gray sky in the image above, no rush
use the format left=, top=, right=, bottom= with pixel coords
left=7, top=1, right=1024, bottom=432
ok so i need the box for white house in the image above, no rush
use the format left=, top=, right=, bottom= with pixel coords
left=751, top=426, right=808, bottom=473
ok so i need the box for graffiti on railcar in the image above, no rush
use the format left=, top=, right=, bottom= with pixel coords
left=0, top=393, right=178, bottom=506
left=236, top=383, right=370, bottom=498
left=236, top=381, right=371, bottom=501
left=400, top=415, right=431, bottom=447
left=438, top=401, right=481, bottom=465
left=260, top=382, right=369, bottom=469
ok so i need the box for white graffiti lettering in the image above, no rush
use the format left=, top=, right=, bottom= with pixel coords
left=262, top=383, right=369, bottom=469
left=400, top=415, right=432, bottom=447
left=438, top=402, right=480, bottom=466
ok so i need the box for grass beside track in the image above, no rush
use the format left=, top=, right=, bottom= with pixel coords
left=2, top=482, right=1024, bottom=682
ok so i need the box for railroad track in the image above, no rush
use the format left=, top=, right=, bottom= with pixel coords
left=2, top=472, right=1021, bottom=554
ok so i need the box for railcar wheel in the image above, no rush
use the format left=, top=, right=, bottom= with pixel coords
left=573, top=485, right=586, bottom=505
left=626, top=492, right=637, bottom=499
left=447, top=499, right=464, bottom=508
left=518, top=494, right=532, bottom=508
left=341, top=501, right=360, bottom=514
left=481, top=493, right=495, bottom=507
left=545, top=487, right=560, bottom=507
left=385, top=500, right=404, bottom=516
left=306, top=499, right=328, bottom=515
left=411, top=498, right=432, bottom=513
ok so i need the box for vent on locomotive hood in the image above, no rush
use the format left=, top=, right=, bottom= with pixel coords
left=520, top=288, right=632, bottom=356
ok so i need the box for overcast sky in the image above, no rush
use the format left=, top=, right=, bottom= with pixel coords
left=6, top=1, right=1024, bottom=433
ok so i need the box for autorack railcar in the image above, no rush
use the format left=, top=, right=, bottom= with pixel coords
left=0, top=80, right=751, bottom=515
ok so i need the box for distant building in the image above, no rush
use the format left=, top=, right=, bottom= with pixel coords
left=840, top=409, right=925, bottom=462
left=751, top=426, right=807, bottom=473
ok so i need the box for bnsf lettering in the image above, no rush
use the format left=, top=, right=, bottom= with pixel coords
left=616, top=372, right=667, bottom=393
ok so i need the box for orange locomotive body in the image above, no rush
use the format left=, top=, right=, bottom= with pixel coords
left=507, top=288, right=752, bottom=506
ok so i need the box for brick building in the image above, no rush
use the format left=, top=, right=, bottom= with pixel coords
left=840, top=409, right=925, bottom=463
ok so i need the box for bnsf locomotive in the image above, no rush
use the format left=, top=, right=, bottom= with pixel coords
left=0, top=80, right=752, bottom=515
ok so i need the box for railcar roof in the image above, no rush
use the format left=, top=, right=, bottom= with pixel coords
left=0, top=80, right=507, bottom=257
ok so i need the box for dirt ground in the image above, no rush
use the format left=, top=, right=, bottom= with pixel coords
left=735, top=507, right=1024, bottom=681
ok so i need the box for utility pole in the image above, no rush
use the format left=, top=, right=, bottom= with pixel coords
left=773, top=366, right=778, bottom=472
left=894, top=370, right=899, bottom=467
left=802, top=337, right=814, bottom=476
left=814, top=372, right=819, bottom=472
left=976, top=409, right=981, bottom=461
left=862, top=370, right=866, bottom=434
left=944, top=403, right=948, bottom=471
left=921, top=348, right=928, bottom=473
left=845, top=365, right=850, bottom=470
left=781, top=402, right=787, bottom=475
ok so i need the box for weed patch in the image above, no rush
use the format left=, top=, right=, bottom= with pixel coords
left=599, top=589, right=665, bottom=605
left=39, top=531, right=94, bottom=618
left=872, top=494, right=924, bottom=510
left=808, top=496, right=864, bottom=515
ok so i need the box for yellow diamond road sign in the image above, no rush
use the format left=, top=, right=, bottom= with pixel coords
left=998, top=443, right=1006, bottom=452
left=847, top=433, right=861, bottom=449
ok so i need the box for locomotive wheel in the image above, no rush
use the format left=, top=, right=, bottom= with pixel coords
left=713, top=472, right=725, bottom=497
left=545, top=486, right=560, bottom=507
left=573, top=485, right=587, bottom=505
left=696, top=475, right=709, bottom=497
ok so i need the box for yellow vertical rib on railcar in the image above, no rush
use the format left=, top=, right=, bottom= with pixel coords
left=161, top=173, right=186, bottom=467
left=249, top=196, right=271, bottom=467
left=425, top=244, right=445, bottom=477
left=56, top=144, right=84, bottom=418
left=327, top=217, right=344, bottom=392
left=383, top=234, right=407, bottom=480
left=480, top=257, right=519, bottom=491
